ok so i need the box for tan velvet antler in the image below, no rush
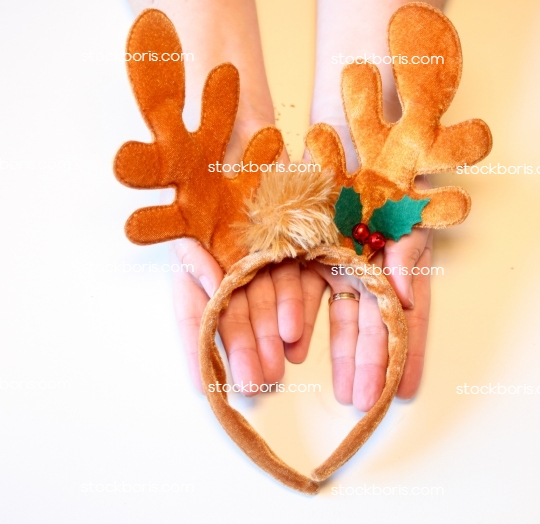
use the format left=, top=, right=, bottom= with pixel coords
left=306, top=2, right=492, bottom=256
left=114, top=9, right=283, bottom=271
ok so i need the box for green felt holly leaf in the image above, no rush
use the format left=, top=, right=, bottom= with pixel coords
left=351, top=237, right=363, bottom=255
left=334, top=186, right=363, bottom=255
left=368, top=195, right=430, bottom=242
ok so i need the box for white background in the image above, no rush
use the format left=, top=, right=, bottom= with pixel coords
left=1, top=0, right=540, bottom=522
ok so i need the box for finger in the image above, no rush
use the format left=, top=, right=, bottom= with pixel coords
left=353, top=285, right=388, bottom=412
left=397, top=231, right=433, bottom=399
left=173, top=238, right=223, bottom=297
left=271, top=260, right=304, bottom=343
left=309, top=263, right=359, bottom=404
left=284, top=265, right=327, bottom=364
left=171, top=239, right=223, bottom=393
left=219, top=288, right=264, bottom=396
left=382, top=227, right=429, bottom=309
left=172, top=276, right=209, bottom=394
left=329, top=285, right=359, bottom=405
left=245, top=267, right=284, bottom=384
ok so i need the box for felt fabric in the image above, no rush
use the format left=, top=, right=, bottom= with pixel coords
left=306, top=2, right=492, bottom=256
left=369, top=195, right=430, bottom=242
left=199, top=246, right=407, bottom=494
left=334, top=186, right=364, bottom=254
left=114, top=9, right=284, bottom=271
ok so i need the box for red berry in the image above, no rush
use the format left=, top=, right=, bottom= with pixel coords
left=367, top=232, right=386, bottom=251
left=352, top=223, right=370, bottom=244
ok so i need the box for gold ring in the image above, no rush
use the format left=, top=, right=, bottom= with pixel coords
left=328, top=292, right=359, bottom=306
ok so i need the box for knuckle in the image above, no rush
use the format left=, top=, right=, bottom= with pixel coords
left=271, top=265, right=300, bottom=283
left=226, top=344, right=257, bottom=358
left=406, top=313, right=429, bottom=331
left=404, top=247, right=424, bottom=266
left=254, top=333, right=282, bottom=347
left=249, top=299, right=276, bottom=312
left=386, top=245, right=423, bottom=266
left=274, top=275, right=300, bottom=288
left=355, top=362, right=387, bottom=375
left=173, top=238, right=198, bottom=260
left=331, top=354, right=355, bottom=366
left=176, top=315, right=201, bottom=330
left=277, top=296, right=303, bottom=309
left=302, top=319, right=315, bottom=334
left=359, top=323, right=388, bottom=337
left=221, top=312, right=251, bottom=327
left=302, top=291, right=319, bottom=303
left=405, top=351, right=425, bottom=362
left=173, top=240, right=213, bottom=274
left=330, top=317, right=358, bottom=331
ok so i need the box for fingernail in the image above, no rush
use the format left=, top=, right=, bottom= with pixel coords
left=200, top=276, right=215, bottom=298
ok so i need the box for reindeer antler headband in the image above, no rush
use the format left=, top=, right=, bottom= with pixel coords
left=115, top=4, right=491, bottom=495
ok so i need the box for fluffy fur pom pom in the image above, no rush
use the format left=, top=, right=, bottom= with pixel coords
left=241, top=167, right=340, bottom=258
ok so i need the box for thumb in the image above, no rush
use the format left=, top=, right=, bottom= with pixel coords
left=172, top=238, right=223, bottom=297
left=171, top=238, right=224, bottom=394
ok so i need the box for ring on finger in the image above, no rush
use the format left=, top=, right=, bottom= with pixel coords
left=328, top=292, right=359, bottom=306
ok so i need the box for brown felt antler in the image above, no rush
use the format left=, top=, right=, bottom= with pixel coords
left=114, top=9, right=283, bottom=271
left=306, top=3, right=492, bottom=257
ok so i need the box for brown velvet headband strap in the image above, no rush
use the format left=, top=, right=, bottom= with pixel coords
left=199, top=246, right=407, bottom=494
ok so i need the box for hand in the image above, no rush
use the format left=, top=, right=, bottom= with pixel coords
left=311, top=206, right=433, bottom=412
left=171, top=113, right=327, bottom=395
left=132, top=0, right=322, bottom=397
left=171, top=235, right=327, bottom=396
left=310, top=0, right=441, bottom=407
